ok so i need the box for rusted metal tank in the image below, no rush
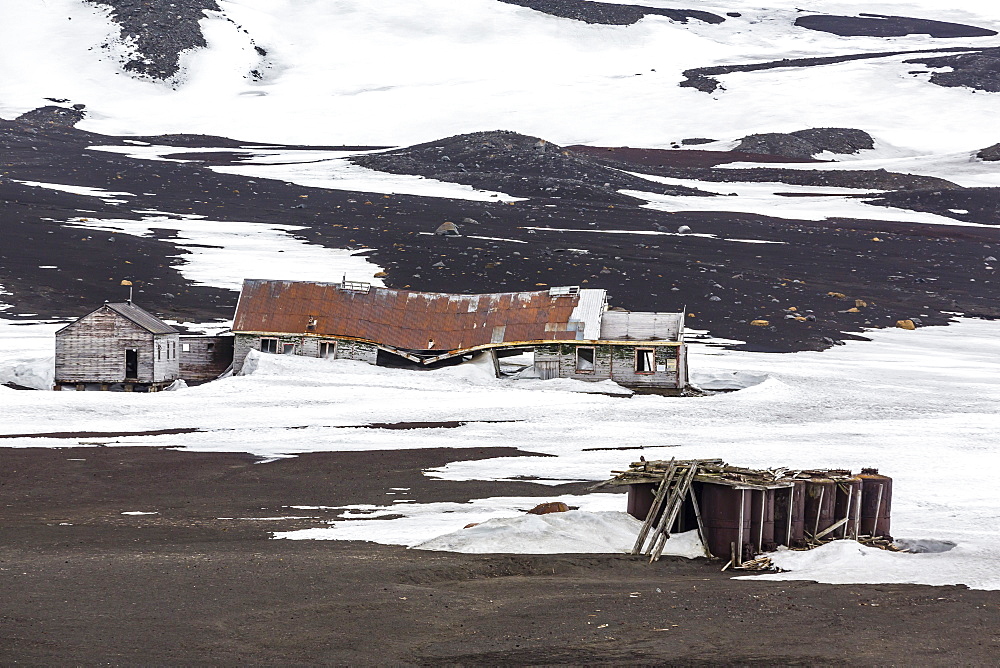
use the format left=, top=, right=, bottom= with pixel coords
left=803, top=478, right=837, bottom=539
left=773, top=480, right=805, bottom=547
left=696, top=482, right=753, bottom=562
left=858, top=469, right=893, bottom=539
left=833, top=477, right=863, bottom=539
left=626, top=483, right=657, bottom=522
left=749, top=488, right=776, bottom=553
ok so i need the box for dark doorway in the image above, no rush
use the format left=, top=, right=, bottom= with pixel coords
left=125, top=349, right=138, bottom=379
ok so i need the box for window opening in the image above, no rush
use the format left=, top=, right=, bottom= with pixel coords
left=157, top=345, right=162, bottom=361
left=282, top=343, right=296, bottom=355
left=206, top=343, right=214, bottom=352
left=635, top=348, right=655, bottom=374
left=319, top=341, right=336, bottom=359
left=260, top=338, right=278, bottom=354
left=181, top=343, right=191, bottom=353
left=576, top=347, right=595, bottom=372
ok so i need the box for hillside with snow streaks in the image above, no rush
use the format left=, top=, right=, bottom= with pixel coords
left=1, top=0, right=1000, bottom=149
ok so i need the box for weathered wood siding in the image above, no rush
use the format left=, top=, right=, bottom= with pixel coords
left=179, top=336, right=235, bottom=381
left=233, top=334, right=377, bottom=372
left=152, top=333, right=181, bottom=383
left=55, top=307, right=178, bottom=384
left=534, top=342, right=682, bottom=389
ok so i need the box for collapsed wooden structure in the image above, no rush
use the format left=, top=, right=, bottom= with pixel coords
left=230, top=279, right=689, bottom=391
left=603, top=458, right=893, bottom=567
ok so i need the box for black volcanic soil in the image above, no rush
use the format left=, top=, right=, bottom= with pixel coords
left=496, top=0, right=724, bottom=26
left=85, top=0, right=222, bottom=79
left=2, top=114, right=1000, bottom=351
left=905, top=48, right=1000, bottom=93
left=2, top=446, right=998, bottom=665
left=795, top=13, right=997, bottom=38
left=352, top=130, right=711, bottom=204
left=568, top=145, right=958, bottom=191
left=680, top=46, right=982, bottom=94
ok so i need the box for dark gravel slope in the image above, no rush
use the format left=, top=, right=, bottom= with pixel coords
left=352, top=130, right=712, bottom=204
left=3, top=111, right=999, bottom=351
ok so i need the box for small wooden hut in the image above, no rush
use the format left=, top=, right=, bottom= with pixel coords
left=54, top=301, right=180, bottom=391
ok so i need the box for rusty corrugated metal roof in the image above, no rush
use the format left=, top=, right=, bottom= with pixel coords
left=232, top=279, right=607, bottom=352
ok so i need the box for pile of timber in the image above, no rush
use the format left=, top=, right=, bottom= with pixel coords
left=604, top=458, right=895, bottom=569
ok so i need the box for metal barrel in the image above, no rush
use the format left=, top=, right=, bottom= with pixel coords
left=749, top=488, right=776, bottom=554
left=858, top=471, right=893, bottom=539
left=803, top=478, right=837, bottom=539
left=834, top=477, right=863, bottom=539
left=697, top=483, right=753, bottom=561
left=626, top=483, right=657, bottom=521
left=773, top=480, right=805, bottom=547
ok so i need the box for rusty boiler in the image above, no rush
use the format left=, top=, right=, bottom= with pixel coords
left=803, top=477, right=837, bottom=539
left=833, top=476, right=863, bottom=539
left=858, top=469, right=893, bottom=539
left=696, top=482, right=753, bottom=562
left=773, top=479, right=806, bottom=547
left=626, top=483, right=657, bottom=522
left=749, top=488, right=776, bottom=553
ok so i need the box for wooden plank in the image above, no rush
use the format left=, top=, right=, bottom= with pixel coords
left=649, top=461, right=701, bottom=562
left=631, top=459, right=676, bottom=555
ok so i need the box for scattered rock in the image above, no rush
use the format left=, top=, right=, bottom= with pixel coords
left=526, top=501, right=570, bottom=515
left=896, top=319, right=917, bottom=330
left=435, top=221, right=460, bottom=236
left=750, top=319, right=769, bottom=327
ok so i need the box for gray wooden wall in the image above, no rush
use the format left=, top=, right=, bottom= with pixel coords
left=55, top=308, right=179, bottom=385
left=534, top=343, right=683, bottom=389
left=233, top=334, right=378, bottom=372
left=179, top=336, right=234, bottom=381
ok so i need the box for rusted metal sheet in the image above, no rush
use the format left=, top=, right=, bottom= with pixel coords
left=233, top=279, right=607, bottom=352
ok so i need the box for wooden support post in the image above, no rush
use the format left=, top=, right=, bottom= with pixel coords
left=688, top=486, right=709, bottom=557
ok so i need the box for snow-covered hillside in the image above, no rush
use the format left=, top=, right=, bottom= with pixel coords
left=3, top=0, right=1000, bottom=150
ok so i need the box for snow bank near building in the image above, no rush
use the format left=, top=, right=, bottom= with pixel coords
left=0, top=356, right=54, bottom=390
left=415, top=514, right=704, bottom=557
left=741, top=538, right=996, bottom=591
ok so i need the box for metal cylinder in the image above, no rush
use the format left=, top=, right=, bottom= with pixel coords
left=834, top=477, right=863, bottom=539
left=858, top=472, right=893, bottom=539
left=773, top=482, right=805, bottom=547
left=803, top=478, right=836, bottom=539
left=626, top=483, right=657, bottom=521
left=697, top=483, right=752, bottom=561
left=749, top=488, right=776, bottom=554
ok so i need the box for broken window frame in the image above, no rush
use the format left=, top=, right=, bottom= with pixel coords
left=575, top=346, right=596, bottom=373
left=319, top=340, right=337, bottom=359
left=634, top=347, right=656, bottom=374
left=260, top=338, right=278, bottom=354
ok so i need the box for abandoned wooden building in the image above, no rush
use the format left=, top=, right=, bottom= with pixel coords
left=603, top=459, right=894, bottom=566
left=231, top=279, right=688, bottom=391
left=54, top=301, right=235, bottom=391
left=54, top=301, right=181, bottom=392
